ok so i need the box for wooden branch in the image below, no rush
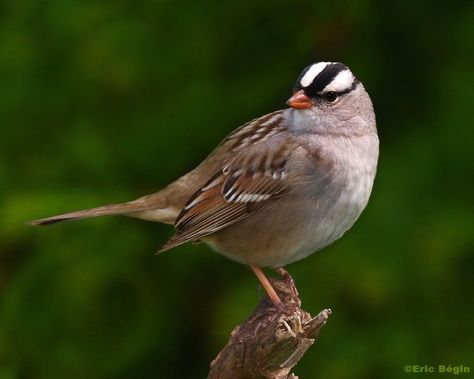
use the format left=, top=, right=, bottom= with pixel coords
left=208, top=269, right=331, bottom=379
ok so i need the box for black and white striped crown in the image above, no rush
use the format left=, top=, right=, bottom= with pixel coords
left=294, top=62, right=358, bottom=97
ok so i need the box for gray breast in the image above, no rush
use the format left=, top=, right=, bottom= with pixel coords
left=286, top=132, right=379, bottom=264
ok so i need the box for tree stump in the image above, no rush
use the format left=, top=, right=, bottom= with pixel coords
left=208, top=269, right=331, bottom=379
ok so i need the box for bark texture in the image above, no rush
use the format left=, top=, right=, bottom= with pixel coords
left=208, top=269, right=331, bottom=379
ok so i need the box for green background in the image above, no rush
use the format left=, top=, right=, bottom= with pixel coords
left=1, top=1, right=473, bottom=378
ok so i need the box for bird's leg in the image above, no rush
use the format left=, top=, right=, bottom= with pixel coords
left=275, top=267, right=298, bottom=297
left=250, top=264, right=282, bottom=305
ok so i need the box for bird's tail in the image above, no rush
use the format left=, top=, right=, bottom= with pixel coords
left=28, top=202, right=144, bottom=226
left=27, top=196, right=172, bottom=226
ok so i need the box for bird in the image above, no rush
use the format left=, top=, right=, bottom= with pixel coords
left=29, top=62, right=379, bottom=305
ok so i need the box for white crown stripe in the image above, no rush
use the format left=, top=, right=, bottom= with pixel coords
left=300, top=62, right=330, bottom=87
left=322, top=69, right=355, bottom=93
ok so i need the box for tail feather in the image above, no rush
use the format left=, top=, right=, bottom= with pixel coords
left=28, top=202, right=151, bottom=226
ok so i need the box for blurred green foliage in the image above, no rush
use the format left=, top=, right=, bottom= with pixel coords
left=1, top=1, right=473, bottom=378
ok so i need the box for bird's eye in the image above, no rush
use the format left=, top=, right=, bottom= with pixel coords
left=323, top=91, right=338, bottom=103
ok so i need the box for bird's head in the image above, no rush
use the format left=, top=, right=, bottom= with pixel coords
left=287, top=62, right=376, bottom=134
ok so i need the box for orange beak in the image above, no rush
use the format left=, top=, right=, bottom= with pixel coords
left=286, top=90, right=312, bottom=109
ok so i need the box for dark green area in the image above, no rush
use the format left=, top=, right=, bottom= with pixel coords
left=1, top=1, right=473, bottom=378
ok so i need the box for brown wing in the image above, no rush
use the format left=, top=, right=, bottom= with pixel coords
left=159, top=118, right=294, bottom=252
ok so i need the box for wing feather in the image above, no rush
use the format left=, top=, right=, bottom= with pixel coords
left=159, top=110, right=294, bottom=252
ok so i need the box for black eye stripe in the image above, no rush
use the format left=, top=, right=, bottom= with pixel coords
left=293, top=62, right=359, bottom=99
left=317, top=79, right=360, bottom=98
left=303, top=63, right=348, bottom=97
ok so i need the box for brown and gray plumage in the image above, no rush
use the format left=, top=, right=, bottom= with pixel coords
left=30, top=62, right=379, bottom=304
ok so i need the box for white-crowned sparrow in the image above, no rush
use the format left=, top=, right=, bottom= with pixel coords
left=30, top=62, right=379, bottom=304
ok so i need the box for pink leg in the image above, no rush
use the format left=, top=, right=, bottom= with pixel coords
left=250, top=264, right=282, bottom=305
